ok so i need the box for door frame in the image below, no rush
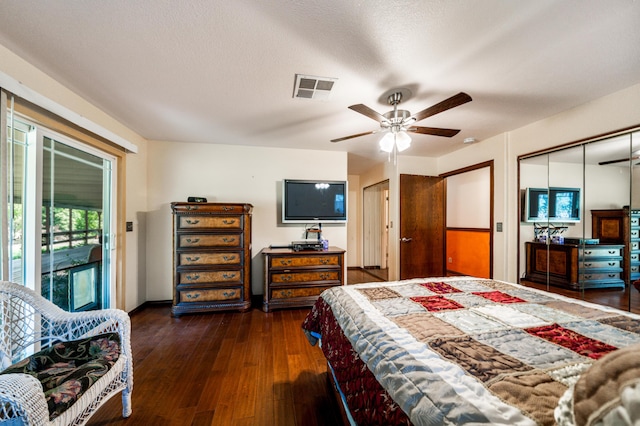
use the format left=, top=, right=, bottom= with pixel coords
left=441, top=160, right=494, bottom=278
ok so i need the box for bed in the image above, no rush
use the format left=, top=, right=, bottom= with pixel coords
left=301, top=276, right=640, bottom=426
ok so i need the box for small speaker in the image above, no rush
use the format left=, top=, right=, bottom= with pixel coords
left=187, top=197, right=207, bottom=203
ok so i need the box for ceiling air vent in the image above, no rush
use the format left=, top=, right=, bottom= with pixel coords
left=293, top=74, right=337, bottom=100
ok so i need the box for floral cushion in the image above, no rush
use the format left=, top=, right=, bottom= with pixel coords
left=0, top=332, right=120, bottom=420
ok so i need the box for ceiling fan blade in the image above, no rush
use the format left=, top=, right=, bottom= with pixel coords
left=331, top=130, right=377, bottom=143
left=407, top=126, right=461, bottom=138
left=406, top=92, right=472, bottom=124
left=348, top=104, right=389, bottom=123
left=598, top=156, right=640, bottom=165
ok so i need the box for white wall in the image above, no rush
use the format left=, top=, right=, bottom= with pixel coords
left=447, top=168, right=491, bottom=228
left=145, top=141, right=348, bottom=300
left=124, top=139, right=149, bottom=311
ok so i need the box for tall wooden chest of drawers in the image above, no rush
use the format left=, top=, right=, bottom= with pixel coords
left=171, top=202, right=252, bottom=316
left=262, top=247, right=345, bottom=312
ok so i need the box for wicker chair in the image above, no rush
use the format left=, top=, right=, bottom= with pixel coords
left=0, top=281, right=133, bottom=425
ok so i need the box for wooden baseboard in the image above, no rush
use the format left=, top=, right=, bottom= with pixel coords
left=128, top=300, right=171, bottom=316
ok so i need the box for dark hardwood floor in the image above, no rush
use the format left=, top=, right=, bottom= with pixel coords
left=88, top=269, right=383, bottom=426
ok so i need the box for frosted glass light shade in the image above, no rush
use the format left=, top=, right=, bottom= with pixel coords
left=395, top=131, right=412, bottom=152
left=379, top=132, right=395, bottom=153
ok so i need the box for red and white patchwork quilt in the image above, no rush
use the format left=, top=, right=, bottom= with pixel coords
left=302, top=277, right=640, bottom=426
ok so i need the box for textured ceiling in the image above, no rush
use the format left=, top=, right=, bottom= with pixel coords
left=0, top=1, right=639, bottom=174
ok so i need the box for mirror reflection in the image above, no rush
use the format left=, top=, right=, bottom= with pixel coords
left=519, top=130, right=640, bottom=313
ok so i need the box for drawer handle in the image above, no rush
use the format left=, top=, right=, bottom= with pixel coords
left=223, top=255, right=236, bottom=261
left=584, top=251, right=592, bottom=255
left=608, top=274, right=617, bottom=278
left=222, top=237, right=236, bottom=243
left=279, top=259, right=292, bottom=266
left=185, top=219, right=200, bottom=225
left=186, top=274, right=200, bottom=281
left=609, top=262, right=616, bottom=266
left=279, top=290, right=293, bottom=297
left=584, top=263, right=592, bottom=267
left=186, top=205, right=198, bottom=211
left=320, top=273, right=331, bottom=280
left=186, top=256, right=200, bottom=262
left=186, top=238, right=200, bottom=243
left=223, top=219, right=236, bottom=225
left=281, top=275, right=293, bottom=282
left=186, top=293, right=200, bottom=299
left=608, top=250, right=617, bottom=254
left=223, top=290, right=237, bottom=298
left=222, top=206, right=233, bottom=211
left=223, top=273, right=237, bottom=279
left=320, top=258, right=330, bottom=265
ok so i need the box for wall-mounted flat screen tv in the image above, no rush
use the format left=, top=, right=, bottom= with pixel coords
left=282, top=179, right=347, bottom=223
left=524, top=187, right=581, bottom=222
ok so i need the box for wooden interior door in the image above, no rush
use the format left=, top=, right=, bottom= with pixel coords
left=399, top=174, right=445, bottom=279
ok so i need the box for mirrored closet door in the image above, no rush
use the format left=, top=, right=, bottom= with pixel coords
left=519, top=128, right=640, bottom=313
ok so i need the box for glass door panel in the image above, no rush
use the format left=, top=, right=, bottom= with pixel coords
left=584, top=135, right=631, bottom=310
left=40, top=135, right=112, bottom=311
left=631, top=131, right=640, bottom=314
left=519, top=154, right=550, bottom=291
left=548, top=146, right=585, bottom=294
left=5, top=117, right=31, bottom=284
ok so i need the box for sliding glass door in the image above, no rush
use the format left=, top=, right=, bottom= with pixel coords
left=5, top=113, right=116, bottom=311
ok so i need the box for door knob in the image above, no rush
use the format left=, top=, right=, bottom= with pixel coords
left=400, top=237, right=413, bottom=243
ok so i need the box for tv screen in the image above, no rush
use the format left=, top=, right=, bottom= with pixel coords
left=282, top=179, right=347, bottom=223
left=525, top=187, right=581, bottom=222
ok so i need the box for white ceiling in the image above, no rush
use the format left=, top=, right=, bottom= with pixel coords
left=1, top=1, right=639, bottom=175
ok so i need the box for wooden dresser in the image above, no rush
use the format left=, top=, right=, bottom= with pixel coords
left=524, top=241, right=625, bottom=290
left=171, top=202, right=252, bottom=316
left=262, top=246, right=345, bottom=312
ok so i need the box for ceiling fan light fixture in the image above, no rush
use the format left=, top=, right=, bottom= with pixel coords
left=396, top=131, right=412, bottom=152
left=379, top=132, right=395, bottom=153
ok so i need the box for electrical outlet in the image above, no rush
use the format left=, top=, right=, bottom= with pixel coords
left=126, top=221, right=133, bottom=232
left=448, top=257, right=453, bottom=263
left=497, top=222, right=503, bottom=232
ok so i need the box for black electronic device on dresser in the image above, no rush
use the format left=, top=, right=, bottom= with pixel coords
left=170, top=202, right=252, bottom=316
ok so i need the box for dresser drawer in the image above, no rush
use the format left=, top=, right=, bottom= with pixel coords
left=177, top=215, right=243, bottom=230
left=179, top=287, right=242, bottom=303
left=179, top=269, right=243, bottom=285
left=270, top=285, right=334, bottom=300
left=270, top=254, right=341, bottom=269
left=579, top=272, right=622, bottom=281
left=581, top=247, right=622, bottom=258
left=177, top=234, right=242, bottom=249
left=173, top=203, right=248, bottom=214
left=271, top=270, right=340, bottom=284
left=579, top=259, right=621, bottom=269
left=178, top=251, right=242, bottom=266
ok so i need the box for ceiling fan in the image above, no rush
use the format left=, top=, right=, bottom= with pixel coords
left=331, top=88, right=472, bottom=152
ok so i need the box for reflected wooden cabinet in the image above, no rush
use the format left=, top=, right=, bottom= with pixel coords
left=171, top=202, right=252, bottom=316
left=591, top=208, right=640, bottom=283
left=525, top=242, right=625, bottom=289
